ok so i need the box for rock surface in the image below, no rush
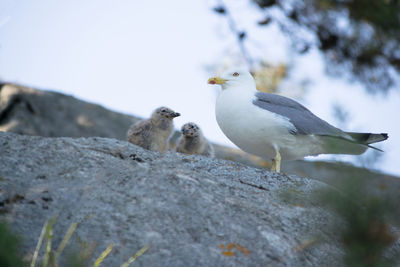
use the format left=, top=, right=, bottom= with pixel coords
left=0, top=83, right=139, bottom=139
left=1, top=83, right=399, bottom=213
left=0, top=131, right=345, bottom=266
left=1, top=82, right=399, bottom=265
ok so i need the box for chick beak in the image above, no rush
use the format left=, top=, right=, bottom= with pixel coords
left=171, top=112, right=180, bottom=118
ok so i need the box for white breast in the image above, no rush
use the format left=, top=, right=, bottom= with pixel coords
left=215, top=88, right=322, bottom=161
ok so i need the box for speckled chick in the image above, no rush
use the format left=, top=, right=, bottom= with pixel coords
left=127, top=107, right=180, bottom=152
left=176, top=122, right=214, bottom=157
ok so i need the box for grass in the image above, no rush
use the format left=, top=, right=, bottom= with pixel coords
left=0, top=216, right=149, bottom=267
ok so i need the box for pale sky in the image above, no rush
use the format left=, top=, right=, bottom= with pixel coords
left=1, top=0, right=399, bottom=176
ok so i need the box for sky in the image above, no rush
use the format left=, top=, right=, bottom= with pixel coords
left=1, top=0, right=399, bottom=176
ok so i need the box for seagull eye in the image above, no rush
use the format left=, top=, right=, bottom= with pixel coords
left=233, top=72, right=239, bottom=77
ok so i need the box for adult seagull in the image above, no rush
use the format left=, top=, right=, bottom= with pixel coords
left=208, top=69, right=388, bottom=172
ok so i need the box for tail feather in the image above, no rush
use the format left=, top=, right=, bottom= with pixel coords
left=345, top=132, right=388, bottom=152
left=346, top=132, right=388, bottom=144
left=318, top=132, right=388, bottom=155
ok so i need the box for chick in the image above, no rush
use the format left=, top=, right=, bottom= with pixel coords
left=127, top=107, right=180, bottom=152
left=176, top=122, right=214, bottom=157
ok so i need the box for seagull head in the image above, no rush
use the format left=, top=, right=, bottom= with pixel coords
left=208, top=68, right=256, bottom=90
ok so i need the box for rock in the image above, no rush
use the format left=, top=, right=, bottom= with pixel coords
left=0, top=83, right=397, bottom=173
left=1, top=82, right=399, bottom=216
left=0, top=131, right=346, bottom=266
left=0, top=83, right=139, bottom=139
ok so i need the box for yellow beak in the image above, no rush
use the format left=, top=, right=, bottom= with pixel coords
left=208, top=77, right=227, bottom=85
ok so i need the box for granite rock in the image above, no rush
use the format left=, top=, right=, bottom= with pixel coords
left=0, top=131, right=344, bottom=266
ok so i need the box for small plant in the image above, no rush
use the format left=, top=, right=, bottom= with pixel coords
left=315, top=176, right=399, bottom=266
left=0, top=221, right=25, bottom=267
left=30, top=216, right=149, bottom=267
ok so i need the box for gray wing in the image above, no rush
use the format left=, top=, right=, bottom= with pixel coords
left=253, top=92, right=344, bottom=137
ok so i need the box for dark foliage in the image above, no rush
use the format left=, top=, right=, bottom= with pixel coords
left=315, top=177, right=399, bottom=265
left=254, top=0, right=400, bottom=93
left=213, top=0, right=400, bottom=93
left=0, top=221, right=25, bottom=267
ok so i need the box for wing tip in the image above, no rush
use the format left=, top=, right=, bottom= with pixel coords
left=381, top=133, right=389, bottom=140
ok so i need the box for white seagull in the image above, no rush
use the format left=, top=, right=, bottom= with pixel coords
left=208, top=69, right=388, bottom=172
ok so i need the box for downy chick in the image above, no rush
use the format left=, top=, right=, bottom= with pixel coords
left=176, top=122, right=214, bottom=157
left=127, top=106, right=180, bottom=152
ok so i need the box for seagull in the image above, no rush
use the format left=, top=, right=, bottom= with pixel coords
left=208, top=69, right=388, bottom=172
left=127, top=106, right=180, bottom=152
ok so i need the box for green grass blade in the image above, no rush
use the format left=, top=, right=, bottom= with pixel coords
left=43, top=216, right=58, bottom=267
left=48, top=251, right=57, bottom=267
left=120, top=245, right=149, bottom=267
left=31, top=220, right=49, bottom=267
left=56, top=222, right=78, bottom=256
left=92, top=243, right=113, bottom=267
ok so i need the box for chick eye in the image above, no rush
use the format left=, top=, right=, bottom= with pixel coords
left=233, top=72, right=239, bottom=77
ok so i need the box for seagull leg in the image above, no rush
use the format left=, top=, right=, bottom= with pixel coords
left=271, top=151, right=281, bottom=173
